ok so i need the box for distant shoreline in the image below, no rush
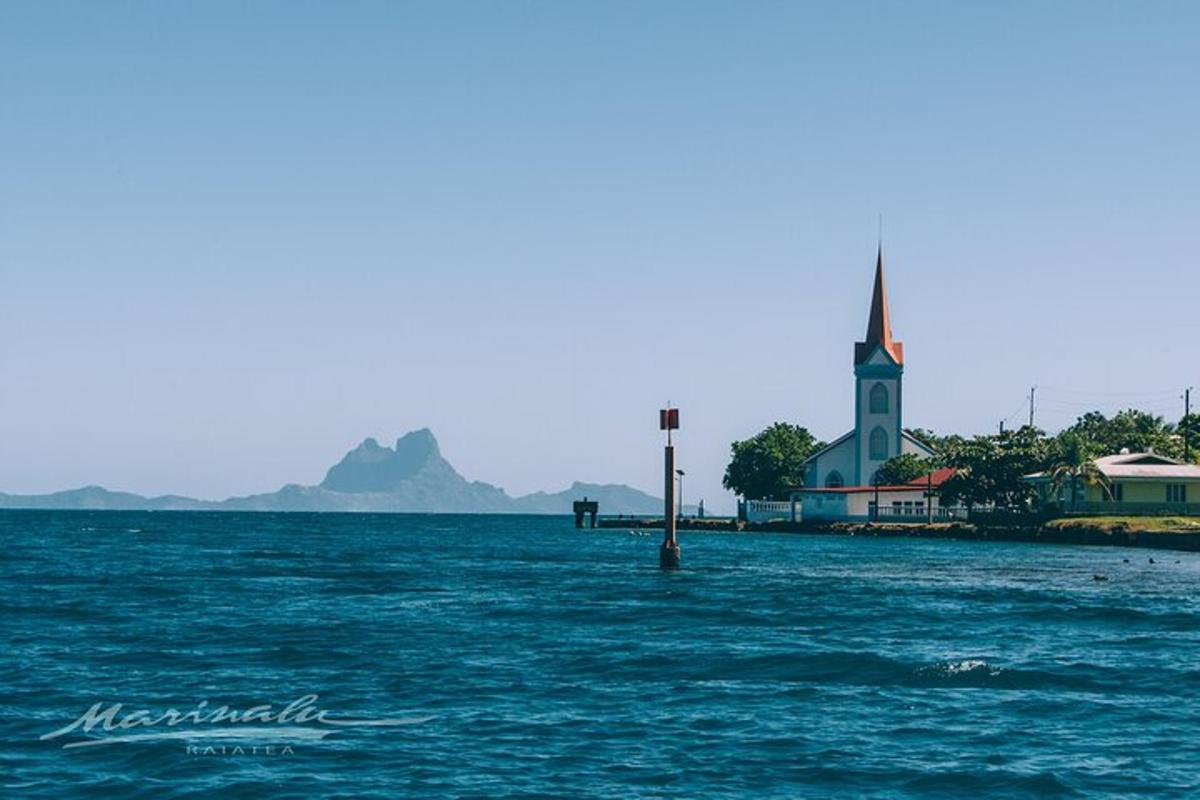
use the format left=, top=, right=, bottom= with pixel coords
left=7, top=508, right=1198, bottom=554
left=603, top=517, right=1200, bottom=553
left=0, top=507, right=583, bottom=517
left=0, top=429, right=696, bottom=517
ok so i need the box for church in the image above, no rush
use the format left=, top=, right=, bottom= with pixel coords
left=791, top=248, right=940, bottom=520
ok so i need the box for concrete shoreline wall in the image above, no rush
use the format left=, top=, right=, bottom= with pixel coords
left=598, top=517, right=1200, bottom=553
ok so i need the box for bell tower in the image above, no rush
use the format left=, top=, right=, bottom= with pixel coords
left=853, top=246, right=904, bottom=486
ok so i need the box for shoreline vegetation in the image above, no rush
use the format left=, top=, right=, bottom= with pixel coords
left=600, top=516, right=1200, bottom=553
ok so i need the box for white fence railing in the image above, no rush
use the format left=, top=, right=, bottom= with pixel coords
left=745, top=500, right=797, bottom=523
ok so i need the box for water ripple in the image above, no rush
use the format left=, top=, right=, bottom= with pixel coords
left=3, top=511, right=1200, bottom=798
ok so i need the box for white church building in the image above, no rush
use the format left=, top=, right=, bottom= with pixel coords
left=790, top=248, right=946, bottom=521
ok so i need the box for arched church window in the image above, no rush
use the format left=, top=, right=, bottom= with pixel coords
left=870, top=382, right=889, bottom=414
left=869, top=427, right=888, bottom=460
left=825, top=471, right=844, bottom=489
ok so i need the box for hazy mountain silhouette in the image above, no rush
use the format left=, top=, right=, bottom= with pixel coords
left=0, top=429, right=682, bottom=515
left=511, top=482, right=674, bottom=515
left=0, top=486, right=208, bottom=511
left=321, top=429, right=443, bottom=492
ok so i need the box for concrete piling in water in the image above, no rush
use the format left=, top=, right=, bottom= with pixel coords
left=573, top=497, right=598, bottom=529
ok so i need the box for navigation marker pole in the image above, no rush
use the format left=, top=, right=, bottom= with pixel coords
left=659, top=406, right=681, bottom=570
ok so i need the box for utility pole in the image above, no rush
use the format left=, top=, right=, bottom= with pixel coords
left=1028, top=386, right=1037, bottom=429
left=872, top=473, right=881, bottom=522
left=1186, top=387, right=1194, bottom=462
left=926, top=469, right=934, bottom=524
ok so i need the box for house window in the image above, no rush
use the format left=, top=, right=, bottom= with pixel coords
left=825, top=471, right=844, bottom=489
left=1110, top=483, right=1123, bottom=502
left=1166, top=484, right=1187, bottom=503
left=869, top=426, right=888, bottom=460
left=869, top=382, right=889, bottom=414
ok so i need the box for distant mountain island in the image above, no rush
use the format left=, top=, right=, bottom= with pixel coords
left=0, top=428, right=685, bottom=515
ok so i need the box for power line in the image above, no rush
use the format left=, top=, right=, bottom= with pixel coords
left=1000, top=398, right=1028, bottom=426
left=992, top=384, right=1195, bottom=436
left=1037, top=398, right=1182, bottom=413
left=1038, top=384, right=1184, bottom=400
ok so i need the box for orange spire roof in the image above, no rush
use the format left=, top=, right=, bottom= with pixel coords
left=855, top=246, right=904, bottom=365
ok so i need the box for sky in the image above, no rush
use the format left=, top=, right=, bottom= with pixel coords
left=1, top=2, right=1198, bottom=513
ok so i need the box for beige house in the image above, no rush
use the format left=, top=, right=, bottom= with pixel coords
left=1026, top=451, right=1200, bottom=515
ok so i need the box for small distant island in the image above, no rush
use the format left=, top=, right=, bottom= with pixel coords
left=0, top=428, right=689, bottom=516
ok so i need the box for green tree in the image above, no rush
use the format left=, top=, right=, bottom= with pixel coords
left=875, top=453, right=934, bottom=485
left=911, top=429, right=969, bottom=466
left=723, top=423, right=825, bottom=500
left=938, top=426, right=1049, bottom=510
left=905, top=428, right=942, bottom=450
left=1044, top=431, right=1111, bottom=512
left=1065, top=409, right=1180, bottom=459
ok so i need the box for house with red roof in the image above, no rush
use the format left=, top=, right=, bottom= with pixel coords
left=792, top=467, right=961, bottom=522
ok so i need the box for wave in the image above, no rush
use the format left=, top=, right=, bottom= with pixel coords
left=555, top=649, right=1134, bottom=694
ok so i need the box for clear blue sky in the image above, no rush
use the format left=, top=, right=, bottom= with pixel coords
left=1, top=2, right=1197, bottom=513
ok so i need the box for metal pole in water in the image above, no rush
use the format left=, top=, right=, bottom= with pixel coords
left=659, top=406, right=681, bottom=569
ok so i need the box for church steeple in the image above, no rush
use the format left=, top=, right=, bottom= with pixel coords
left=855, top=246, right=904, bottom=365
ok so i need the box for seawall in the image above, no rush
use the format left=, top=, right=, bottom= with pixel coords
left=598, top=517, right=1200, bottom=553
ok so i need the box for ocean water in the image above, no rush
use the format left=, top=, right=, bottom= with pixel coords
left=2, top=511, right=1199, bottom=798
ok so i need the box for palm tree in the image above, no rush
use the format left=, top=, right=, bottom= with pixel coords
left=1045, top=432, right=1111, bottom=512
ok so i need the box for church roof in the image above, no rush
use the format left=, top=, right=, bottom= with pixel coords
left=800, top=430, right=855, bottom=465
left=796, top=467, right=956, bottom=495
left=854, top=246, right=904, bottom=365
left=800, top=429, right=937, bottom=467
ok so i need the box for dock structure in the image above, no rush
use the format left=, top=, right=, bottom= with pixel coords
left=573, top=498, right=599, bottom=528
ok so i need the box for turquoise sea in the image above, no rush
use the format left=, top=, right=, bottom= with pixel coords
left=2, top=510, right=1199, bottom=798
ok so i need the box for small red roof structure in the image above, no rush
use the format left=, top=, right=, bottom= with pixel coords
left=854, top=246, right=904, bottom=366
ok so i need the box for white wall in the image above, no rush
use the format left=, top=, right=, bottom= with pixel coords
left=794, top=492, right=847, bottom=520
left=811, top=434, right=856, bottom=489
left=745, top=500, right=797, bottom=523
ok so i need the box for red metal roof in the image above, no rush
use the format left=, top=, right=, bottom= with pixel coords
left=795, top=467, right=955, bottom=494
left=910, top=467, right=955, bottom=487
